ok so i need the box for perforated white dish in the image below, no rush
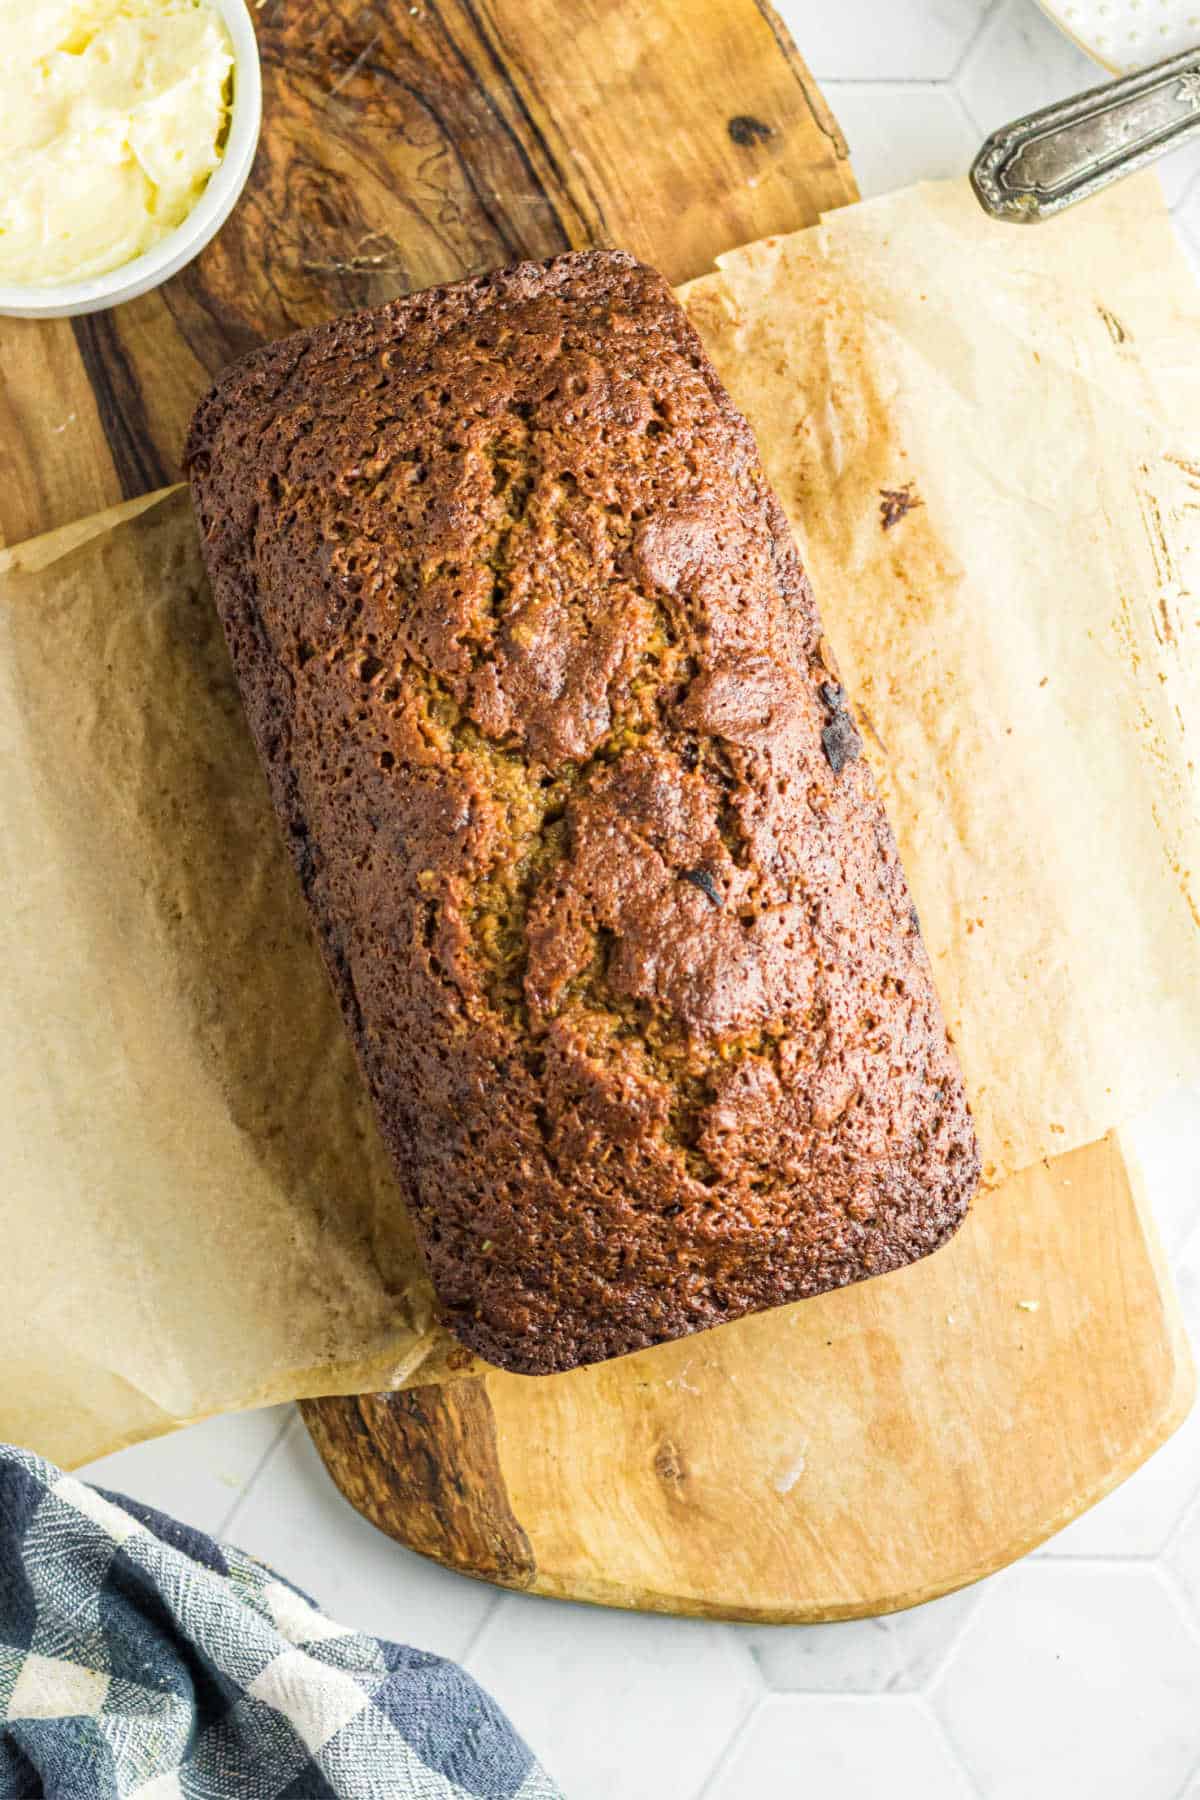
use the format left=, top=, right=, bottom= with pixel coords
left=1038, top=0, right=1200, bottom=72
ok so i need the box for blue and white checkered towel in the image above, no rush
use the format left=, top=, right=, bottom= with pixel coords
left=0, top=1443, right=562, bottom=1799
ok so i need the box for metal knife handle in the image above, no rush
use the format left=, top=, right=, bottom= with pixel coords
left=971, top=47, right=1200, bottom=222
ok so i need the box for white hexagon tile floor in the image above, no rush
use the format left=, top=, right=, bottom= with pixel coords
left=79, top=6, right=1200, bottom=1797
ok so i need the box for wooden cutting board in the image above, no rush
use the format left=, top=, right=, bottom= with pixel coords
left=303, top=1137, right=1192, bottom=1620
left=2, top=0, right=1190, bottom=1621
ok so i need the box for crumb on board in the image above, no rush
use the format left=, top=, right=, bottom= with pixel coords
left=773, top=1449, right=808, bottom=1495
left=1016, top=1299, right=1040, bottom=1312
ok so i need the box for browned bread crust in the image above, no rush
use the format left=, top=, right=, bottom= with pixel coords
left=185, top=249, right=978, bottom=1374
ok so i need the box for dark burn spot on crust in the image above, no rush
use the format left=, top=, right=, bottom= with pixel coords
left=909, top=903, right=921, bottom=934
left=879, top=483, right=922, bottom=530
left=185, top=247, right=979, bottom=1378
left=819, top=680, right=862, bottom=775
left=822, top=712, right=862, bottom=774
left=679, top=866, right=723, bottom=907
left=727, top=114, right=773, bottom=146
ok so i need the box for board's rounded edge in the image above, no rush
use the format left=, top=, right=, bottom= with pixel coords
left=301, top=1219, right=1196, bottom=1624
left=301, top=1383, right=538, bottom=1593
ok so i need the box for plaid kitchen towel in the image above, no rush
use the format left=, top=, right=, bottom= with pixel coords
left=0, top=1442, right=562, bottom=1799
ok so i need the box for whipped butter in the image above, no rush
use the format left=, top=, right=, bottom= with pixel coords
left=0, top=0, right=234, bottom=286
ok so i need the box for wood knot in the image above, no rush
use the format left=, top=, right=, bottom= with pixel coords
left=728, top=114, right=773, bottom=147
left=654, top=1440, right=687, bottom=1485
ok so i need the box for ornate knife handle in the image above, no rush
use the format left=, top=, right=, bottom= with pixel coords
left=971, top=46, right=1200, bottom=222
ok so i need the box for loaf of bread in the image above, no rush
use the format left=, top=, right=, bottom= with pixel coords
left=185, top=250, right=979, bottom=1375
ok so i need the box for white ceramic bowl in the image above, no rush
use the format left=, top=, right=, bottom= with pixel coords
left=0, top=0, right=262, bottom=320
left=1036, top=0, right=1200, bottom=73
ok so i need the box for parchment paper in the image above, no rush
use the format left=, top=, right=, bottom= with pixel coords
left=682, top=175, right=1200, bottom=1182
left=3, top=176, right=1198, bottom=1466
left=0, top=489, right=476, bottom=1468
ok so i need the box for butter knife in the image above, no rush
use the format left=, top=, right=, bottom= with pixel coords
left=971, top=45, right=1200, bottom=221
